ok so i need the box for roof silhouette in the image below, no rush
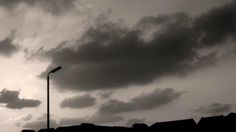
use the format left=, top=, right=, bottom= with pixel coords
left=21, top=112, right=236, bottom=132
left=151, top=118, right=196, bottom=130
left=21, top=130, right=35, bottom=132
left=132, top=123, right=148, bottom=128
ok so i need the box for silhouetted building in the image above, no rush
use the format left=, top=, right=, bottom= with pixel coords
left=197, top=115, right=226, bottom=130
left=132, top=123, right=148, bottom=128
left=225, top=112, right=236, bottom=129
left=56, top=124, right=79, bottom=132
left=38, top=128, right=55, bottom=132
left=22, top=113, right=236, bottom=132
left=21, top=129, right=35, bottom=132
left=151, top=118, right=196, bottom=131
left=55, top=123, right=131, bottom=132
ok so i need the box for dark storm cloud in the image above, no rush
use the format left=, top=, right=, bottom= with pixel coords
left=0, top=89, right=41, bottom=109
left=59, top=114, right=124, bottom=126
left=194, top=0, right=236, bottom=46
left=98, top=88, right=184, bottom=114
left=195, top=103, right=234, bottom=115
left=39, top=0, right=236, bottom=91
left=39, top=13, right=203, bottom=91
left=60, top=94, right=96, bottom=109
left=0, top=32, right=19, bottom=57
left=0, top=0, right=77, bottom=15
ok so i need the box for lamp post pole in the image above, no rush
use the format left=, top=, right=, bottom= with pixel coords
left=47, top=66, right=62, bottom=131
left=47, top=74, right=50, bottom=131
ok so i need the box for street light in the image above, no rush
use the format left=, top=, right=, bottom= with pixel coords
left=47, top=66, right=62, bottom=131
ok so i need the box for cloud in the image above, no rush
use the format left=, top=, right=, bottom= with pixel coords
left=131, top=88, right=184, bottom=110
left=125, top=118, right=145, bottom=127
left=24, top=113, right=123, bottom=128
left=98, top=91, right=113, bottom=99
left=0, top=88, right=41, bottom=109
left=38, top=13, right=208, bottom=91
left=13, top=114, right=32, bottom=121
left=39, top=0, right=236, bottom=91
left=0, top=0, right=77, bottom=15
left=98, top=88, right=184, bottom=114
left=99, top=100, right=137, bottom=114
left=60, top=94, right=96, bottom=109
left=22, top=119, right=57, bottom=130
left=36, top=113, right=54, bottom=121
left=0, top=32, right=19, bottom=57
left=22, top=113, right=57, bottom=130
left=194, top=103, right=234, bottom=115
left=193, top=0, right=236, bottom=46
left=59, top=114, right=124, bottom=126
left=22, top=114, right=33, bottom=121
left=0, top=89, right=19, bottom=103
left=13, top=113, right=33, bottom=127
left=6, top=99, right=41, bottom=109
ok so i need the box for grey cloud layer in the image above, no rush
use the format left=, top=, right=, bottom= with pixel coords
left=0, top=32, right=19, bottom=57
left=60, top=94, right=96, bottom=109
left=59, top=114, right=124, bottom=126
left=6, top=99, right=41, bottom=109
left=22, top=113, right=57, bottom=130
left=23, top=113, right=123, bottom=128
left=39, top=0, right=236, bottom=91
left=195, top=103, right=235, bottom=115
left=0, top=0, right=77, bottom=15
left=98, top=91, right=113, bottom=99
left=22, top=114, right=33, bottom=121
left=0, top=89, right=41, bottom=109
left=14, top=114, right=33, bottom=127
left=98, top=88, right=184, bottom=114
left=23, top=119, right=57, bottom=130
left=193, top=0, right=236, bottom=45
left=58, top=88, right=182, bottom=125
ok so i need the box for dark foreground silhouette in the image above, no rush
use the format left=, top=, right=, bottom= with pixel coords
left=22, top=113, right=236, bottom=132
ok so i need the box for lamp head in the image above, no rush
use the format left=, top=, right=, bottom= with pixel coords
left=49, top=66, right=62, bottom=74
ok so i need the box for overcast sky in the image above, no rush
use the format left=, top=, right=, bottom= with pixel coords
left=0, top=0, right=236, bottom=131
